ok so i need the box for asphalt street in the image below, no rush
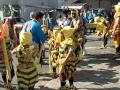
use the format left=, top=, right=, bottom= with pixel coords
left=0, top=33, right=120, bottom=90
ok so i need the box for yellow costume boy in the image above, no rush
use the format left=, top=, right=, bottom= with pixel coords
left=58, top=26, right=83, bottom=90
left=48, top=26, right=61, bottom=77
left=13, top=32, right=39, bottom=89
left=94, top=14, right=109, bottom=48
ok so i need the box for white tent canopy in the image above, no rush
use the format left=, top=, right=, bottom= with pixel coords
left=61, top=5, right=83, bottom=9
left=61, top=3, right=87, bottom=10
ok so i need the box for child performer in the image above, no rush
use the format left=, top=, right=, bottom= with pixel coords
left=12, top=32, right=39, bottom=90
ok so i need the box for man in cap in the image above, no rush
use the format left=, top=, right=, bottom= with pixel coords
left=20, top=12, right=47, bottom=64
left=21, top=11, right=47, bottom=46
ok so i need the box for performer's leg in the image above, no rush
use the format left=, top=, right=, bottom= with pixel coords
left=103, top=35, right=108, bottom=47
left=18, top=86, right=26, bottom=90
left=10, top=61, right=15, bottom=79
left=52, top=67, right=57, bottom=78
left=39, top=44, right=46, bottom=64
left=116, top=45, right=120, bottom=55
left=69, top=77, right=74, bottom=86
left=2, top=72, right=11, bottom=89
left=28, top=86, right=34, bottom=90
left=101, top=35, right=108, bottom=48
left=59, top=73, right=67, bottom=89
left=113, top=45, right=120, bottom=59
left=53, top=67, right=56, bottom=73
left=69, top=77, right=77, bottom=89
left=61, top=81, right=66, bottom=87
left=2, top=72, right=7, bottom=83
left=49, top=54, right=53, bottom=74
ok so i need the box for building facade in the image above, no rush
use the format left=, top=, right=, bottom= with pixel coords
left=83, top=0, right=119, bottom=10
left=58, top=0, right=65, bottom=9
left=19, top=0, right=51, bottom=19
left=0, top=0, right=18, bottom=5
left=61, top=0, right=120, bottom=10
left=0, top=0, right=59, bottom=19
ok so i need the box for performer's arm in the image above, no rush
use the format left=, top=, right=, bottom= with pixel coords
left=11, top=46, right=19, bottom=54
left=63, top=45, right=74, bottom=65
left=112, top=17, right=120, bottom=34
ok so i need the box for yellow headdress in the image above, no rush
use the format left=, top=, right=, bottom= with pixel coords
left=20, top=32, right=32, bottom=45
left=115, top=2, right=120, bottom=16
left=61, top=26, right=75, bottom=39
left=53, top=26, right=62, bottom=37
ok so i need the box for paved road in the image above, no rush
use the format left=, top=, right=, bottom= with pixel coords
left=0, top=33, right=120, bottom=90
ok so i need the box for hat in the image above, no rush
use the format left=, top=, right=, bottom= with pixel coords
left=20, top=32, right=32, bottom=45
left=115, top=2, right=120, bottom=16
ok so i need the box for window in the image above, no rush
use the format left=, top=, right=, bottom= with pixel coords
left=41, top=2, right=44, bottom=5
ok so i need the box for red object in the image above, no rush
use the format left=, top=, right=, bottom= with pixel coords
left=0, top=18, right=8, bottom=38
left=114, top=30, right=120, bottom=36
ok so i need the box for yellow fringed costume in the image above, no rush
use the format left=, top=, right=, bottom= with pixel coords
left=94, top=16, right=108, bottom=37
left=15, top=32, right=39, bottom=89
left=55, top=26, right=76, bottom=47
left=48, top=27, right=61, bottom=76
left=0, top=17, right=15, bottom=89
left=58, top=26, right=84, bottom=89
left=59, top=38, right=77, bottom=80
left=112, top=3, right=120, bottom=53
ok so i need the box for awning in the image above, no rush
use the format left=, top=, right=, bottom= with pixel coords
left=61, top=3, right=87, bottom=10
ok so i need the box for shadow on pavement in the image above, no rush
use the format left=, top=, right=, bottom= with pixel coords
left=85, top=53, right=114, bottom=60
left=39, top=73, right=51, bottom=77
left=80, top=53, right=120, bottom=67
left=36, top=86, right=53, bottom=90
left=39, top=78, right=52, bottom=81
left=74, top=69, right=118, bottom=85
left=74, top=53, right=119, bottom=86
left=87, top=38, right=102, bottom=42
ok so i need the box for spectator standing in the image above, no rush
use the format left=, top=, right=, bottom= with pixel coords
left=21, top=12, right=47, bottom=64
